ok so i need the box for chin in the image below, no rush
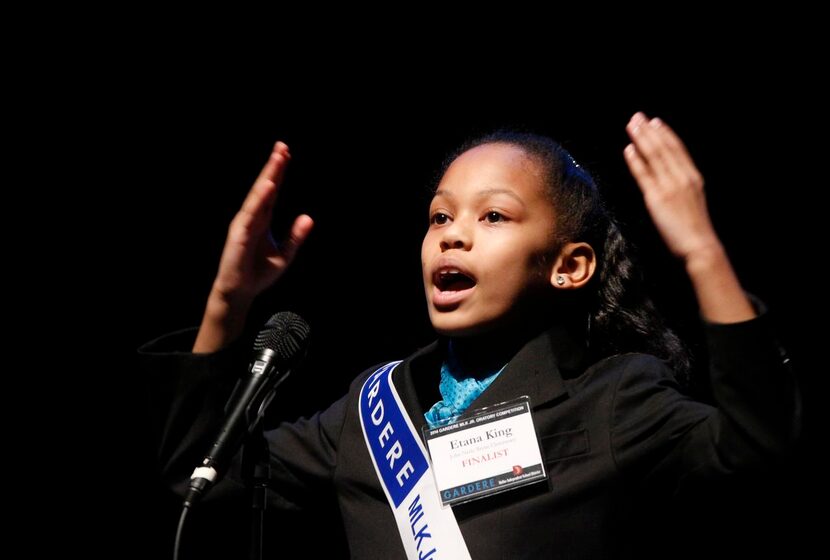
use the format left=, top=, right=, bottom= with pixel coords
left=428, top=311, right=497, bottom=338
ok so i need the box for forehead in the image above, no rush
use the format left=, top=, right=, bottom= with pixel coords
left=436, top=143, right=544, bottom=197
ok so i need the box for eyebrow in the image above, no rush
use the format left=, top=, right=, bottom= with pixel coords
left=433, top=188, right=526, bottom=208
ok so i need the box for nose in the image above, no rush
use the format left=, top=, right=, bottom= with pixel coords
left=439, top=220, right=472, bottom=252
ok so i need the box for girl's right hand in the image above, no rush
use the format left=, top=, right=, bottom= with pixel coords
left=193, top=142, right=314, bottom=352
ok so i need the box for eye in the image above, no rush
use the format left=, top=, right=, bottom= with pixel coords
left=430, top=212, right=450, bottom=225
left=484, top=211, right=505, bottom=223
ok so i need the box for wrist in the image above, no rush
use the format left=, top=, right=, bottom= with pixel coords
left=192, top=289, right=253, bottom=353
left=209, top=277, right=256, bottom=307
left=684, top=241, right=728, bottom=278
left=683, top=242, right=756, bottom=323
left=205, top=288, right=252, bottom=327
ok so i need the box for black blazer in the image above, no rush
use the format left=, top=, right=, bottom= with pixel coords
left=140, top=313, right=799, bottom=559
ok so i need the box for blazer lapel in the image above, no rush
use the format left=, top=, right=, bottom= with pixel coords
left=391, top=341, right=443, bottom=434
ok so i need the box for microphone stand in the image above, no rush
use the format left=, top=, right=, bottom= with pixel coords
left=241, top=422, right=270, bottom=560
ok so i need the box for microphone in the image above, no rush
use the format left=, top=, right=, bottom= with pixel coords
left=184, top=311, right=310, bottom=507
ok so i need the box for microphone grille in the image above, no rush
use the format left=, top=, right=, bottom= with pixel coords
left=253, top=311, right=311, bottom=361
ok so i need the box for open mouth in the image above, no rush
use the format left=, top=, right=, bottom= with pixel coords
left=434, top=269, right=477, bottom=292
left=429, top=257, right=478, bottom=309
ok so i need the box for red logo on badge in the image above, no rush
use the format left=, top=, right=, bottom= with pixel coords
left=512, top=465, right=524, bottom=476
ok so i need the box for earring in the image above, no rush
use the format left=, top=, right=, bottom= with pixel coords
left=556, top=276, right=565, bottom=286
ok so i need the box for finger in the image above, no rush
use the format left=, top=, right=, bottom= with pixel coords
left=648, top=118, right=692, bottom=161
left=648, top=118, right=704, bottom=190
left=240, top=143, right=292, bottom=217
left=253, top=141, right=291, bottom=187
left=273, top=214, right=315, bottom=265
left=626, top=112, right=673, bottom=182
left=623, top=143, right=659, bottom=194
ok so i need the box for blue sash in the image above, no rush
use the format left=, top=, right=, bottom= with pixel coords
left=358, top=361, right=471, bottom=560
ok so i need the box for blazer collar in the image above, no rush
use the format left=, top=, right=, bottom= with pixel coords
left=462, top=322, right=584, bottom=414
left=392, top=322, right=586, bottom=432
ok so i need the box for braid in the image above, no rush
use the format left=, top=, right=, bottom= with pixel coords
left=592, top=221, right=692, bottom=385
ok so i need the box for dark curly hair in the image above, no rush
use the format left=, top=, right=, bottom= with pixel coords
left=440, top=130, right=692, bottom=383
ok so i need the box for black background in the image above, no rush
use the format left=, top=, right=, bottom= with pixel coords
left=109, top=56, right=819, bottom=558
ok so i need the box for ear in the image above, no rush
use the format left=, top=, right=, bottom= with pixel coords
left=549, top=242, right=596, bottom=290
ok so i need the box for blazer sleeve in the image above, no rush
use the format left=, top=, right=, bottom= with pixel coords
left=138, top=328, right=348, bottom=511
left=610, top=309, right=801, bottom=496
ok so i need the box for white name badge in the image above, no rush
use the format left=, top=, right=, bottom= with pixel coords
left=423, top=397, right=547, bottom=506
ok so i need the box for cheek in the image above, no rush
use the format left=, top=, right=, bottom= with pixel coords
left=482, top=238, right=538, bottom=275
left=484, top=247, right=551, bottom=294
left=529, top=249, right=554, bottom=282
left=420, top=234, right=432, bottom=278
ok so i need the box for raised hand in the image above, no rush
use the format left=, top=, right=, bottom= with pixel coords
left=193, top=142, right=314, bottom=352
left=623, top=113, right=754, bottom=323
left=623, top=112, right=719, bottom=262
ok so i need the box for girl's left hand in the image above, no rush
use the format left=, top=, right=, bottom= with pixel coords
left=623, top=112, right=722, bottom=263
